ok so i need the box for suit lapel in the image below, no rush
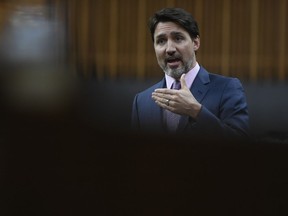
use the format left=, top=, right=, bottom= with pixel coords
left=191, top=69, right=210, bottom=103
left=178, top=67, right=210, bottom=131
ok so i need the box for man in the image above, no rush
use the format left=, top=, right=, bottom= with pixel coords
left=131, top=7, right=249, bottom=138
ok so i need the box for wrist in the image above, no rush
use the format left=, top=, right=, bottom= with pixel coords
left=190, top=103, right=202, bottom=119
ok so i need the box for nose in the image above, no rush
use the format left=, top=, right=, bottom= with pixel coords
left=166, top=40, right=176, bottom=55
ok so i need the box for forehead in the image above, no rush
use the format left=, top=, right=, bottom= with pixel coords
left=154, top=21, right=188, bottom=37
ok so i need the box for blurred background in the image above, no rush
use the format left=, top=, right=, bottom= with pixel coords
left=1, top=0, right=288, bottom=138
left=1, top=1, right=288, bottom=215
left=1, top=0, right=288, bottom=140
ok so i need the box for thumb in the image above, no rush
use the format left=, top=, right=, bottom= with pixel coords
left=180, top=73, right=187, bottom=89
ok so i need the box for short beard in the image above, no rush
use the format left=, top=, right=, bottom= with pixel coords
left=162, top=60, right=193, bottom=80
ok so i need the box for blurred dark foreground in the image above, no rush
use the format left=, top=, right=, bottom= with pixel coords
left=1, top=84, right=288, bottom=216
left=1, top=133, right=288, bottom=216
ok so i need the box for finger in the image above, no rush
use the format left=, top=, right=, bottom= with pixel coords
left=152, top=92, right=167, bottom=99
left=180, top=73, right=187, bottom=89
left=154, top=88, right=174, bottom=94
left=154, top=99, right=171, bottom=110
left=154, top=97, right=169, bottom=106
left=151, top=94, right=170, bottom=103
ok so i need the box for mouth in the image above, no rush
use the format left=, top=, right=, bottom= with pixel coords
left=166, top=57, right=182, bottom=69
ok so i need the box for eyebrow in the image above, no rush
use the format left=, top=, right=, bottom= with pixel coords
left=171, top=31, right=185, bottom=37
left=155, top=31, right=185, bottom=39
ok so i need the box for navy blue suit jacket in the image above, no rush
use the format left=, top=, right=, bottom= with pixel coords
left=131, top=66, right=249, bottom=137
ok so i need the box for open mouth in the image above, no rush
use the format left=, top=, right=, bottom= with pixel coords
left=166, top=58, right=182, bottom=68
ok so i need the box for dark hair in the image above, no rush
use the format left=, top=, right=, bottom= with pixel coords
left=148, top=8, right=200, bottom=42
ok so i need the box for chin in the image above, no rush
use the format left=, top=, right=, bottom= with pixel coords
left=166, top=69, right=185, bottom=80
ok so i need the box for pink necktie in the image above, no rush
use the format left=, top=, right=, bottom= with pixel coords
left=166, top=80, right=181, bottom=132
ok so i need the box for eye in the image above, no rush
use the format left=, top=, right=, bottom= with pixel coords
left=175, top=36, right=184, bottom=42
left=156, top=38, right=166, bottom=45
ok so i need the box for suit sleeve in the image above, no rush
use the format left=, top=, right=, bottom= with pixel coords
left=193, top=78, right=249, bottom=137
left=131, top=94, right=140, bottom=130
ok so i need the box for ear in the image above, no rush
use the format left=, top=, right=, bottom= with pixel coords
left=193, top=36, right=200, bottom=51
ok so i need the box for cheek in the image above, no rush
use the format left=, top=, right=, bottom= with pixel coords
left=155, top=49, right=164, bottom=60
left=182, top=48, right=194, bottom=59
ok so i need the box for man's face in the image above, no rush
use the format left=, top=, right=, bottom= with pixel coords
left=153, top=21, right=200, bottom=79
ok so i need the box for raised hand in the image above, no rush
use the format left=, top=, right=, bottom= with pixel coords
left=152, top=74, right=202, bottom=118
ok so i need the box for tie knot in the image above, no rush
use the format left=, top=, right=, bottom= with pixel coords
left=172, top=80, right=181, bottom=90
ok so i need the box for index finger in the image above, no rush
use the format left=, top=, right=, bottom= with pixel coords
left=154, top=88, right=175, bottom=94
